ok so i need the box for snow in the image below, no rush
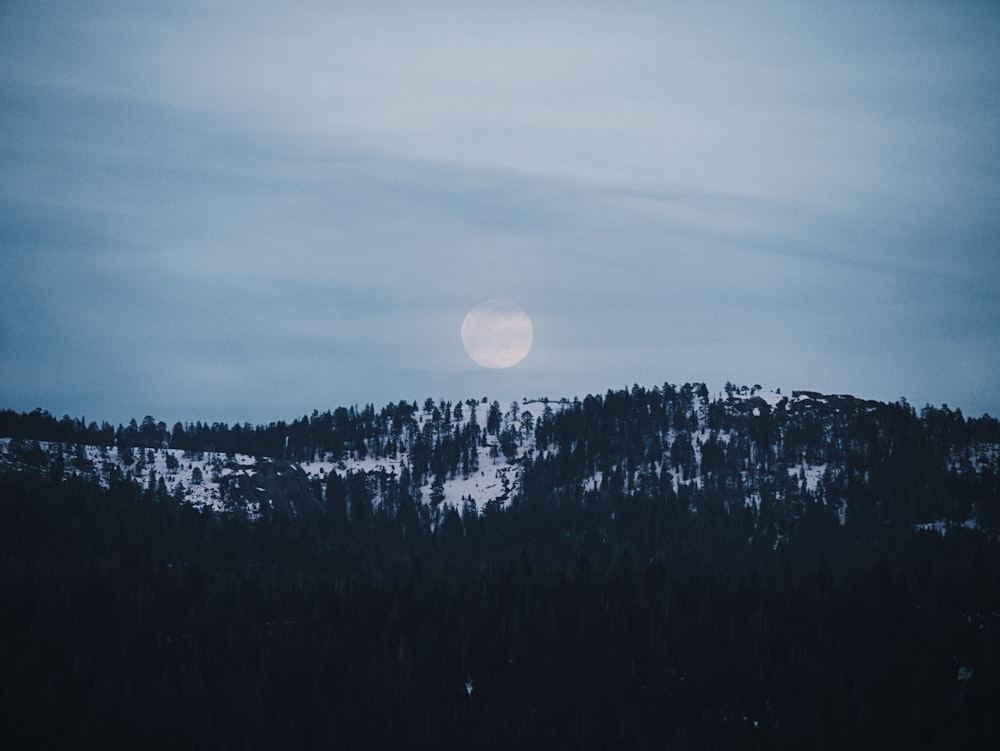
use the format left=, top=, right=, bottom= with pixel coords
left=0, top=438, right=249, bottom=513
left=915, top=521, right=949, bottom=537
left=792, top=393, right=826, bottom=404
left=948, top=443, right=1000, bottom=476
left=588, top=470, right=604, bottom=491
left=915, top=518, right=980, bottom=536
left=296, top=399, right=534, bottom=514
left=2, top=391, right=990, bottom=541
left=787, top=462, right=827, bottom=493
left=436, top=462, right=516, bottom=513
left=729, top=389, right=786, bottom=407
left=0, top=401, right=542, bottom=518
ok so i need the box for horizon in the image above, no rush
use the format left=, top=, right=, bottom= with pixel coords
left=3, top=377, right=991, bottom=433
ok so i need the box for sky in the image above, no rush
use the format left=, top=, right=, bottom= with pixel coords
left=2, top=0, right=999, bottom=425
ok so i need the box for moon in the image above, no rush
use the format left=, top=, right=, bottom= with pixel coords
left=461, top=299, right=534, bottom=369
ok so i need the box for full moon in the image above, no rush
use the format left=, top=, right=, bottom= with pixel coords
left=461, top=299, right=534, bottom=369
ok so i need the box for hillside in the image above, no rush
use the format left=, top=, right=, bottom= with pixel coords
left=3, top=384, right=998, bottom=540
left=1, top=383, right=999, bottom=748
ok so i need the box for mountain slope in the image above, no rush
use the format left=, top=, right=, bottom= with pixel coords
left=2, top=383, right=999, bottom=748
left=2, top=384, right=997, bottom=543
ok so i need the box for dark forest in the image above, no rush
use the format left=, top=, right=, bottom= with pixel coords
left=2, top=384, right=998, bottom=748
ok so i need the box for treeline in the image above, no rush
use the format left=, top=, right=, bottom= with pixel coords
left=4, top=385, right=997, bottom=463
left=1, top=470, right=998, bottom=748
left=4, top=386, right=999, bottom=545
left=3, top=386, right=1000, bottom=746
left=0, top=408, right=116, bottom=446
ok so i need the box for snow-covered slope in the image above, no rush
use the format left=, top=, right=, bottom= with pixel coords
left=2, top=387, right=997, bottom=539
left=0, top=399, right=535, bottom=519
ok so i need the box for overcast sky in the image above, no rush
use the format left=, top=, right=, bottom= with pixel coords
left=2, top=1, right=999, bottom=425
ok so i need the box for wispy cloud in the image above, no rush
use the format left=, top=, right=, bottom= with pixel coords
left=1, top=1, right=998, bottom=421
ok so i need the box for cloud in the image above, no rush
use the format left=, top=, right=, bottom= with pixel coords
left=1, top=1, right=998, bottom=422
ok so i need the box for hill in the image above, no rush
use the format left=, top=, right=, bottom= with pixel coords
left=1, top=383, right=998, bottom=748
left=3, top=384, right=998, bottom=541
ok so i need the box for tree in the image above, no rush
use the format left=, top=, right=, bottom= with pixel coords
left=487, top=401, right=502, bottom=435
left=430, top=474, right=445, bottom=506
left=119, top=445, right=135, bottom=466
left=520, top=410, right=535, bottom=442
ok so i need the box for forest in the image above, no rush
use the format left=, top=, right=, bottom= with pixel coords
left=1, top=384, right=998, bottom=748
